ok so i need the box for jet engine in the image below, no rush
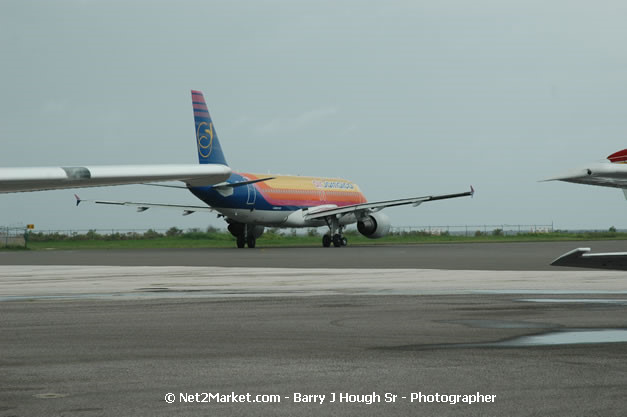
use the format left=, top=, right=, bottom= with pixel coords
left=227, top=222, right=264, bottom=238
left=248, top=225, right=265, bottom=239
left=357, top=212, right=391, bottom=239
left=227, top=222, right=244, bottom=237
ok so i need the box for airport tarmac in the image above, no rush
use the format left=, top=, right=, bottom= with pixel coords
left=1, top=243, right=627, bottom=416
left=3, top=239, right=627, bottom=269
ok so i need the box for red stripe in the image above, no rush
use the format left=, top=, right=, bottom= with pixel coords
left=193, top=103, right=208, bottom=110
left=194, top=111, right=210, bottom=117
left=191, top=92, right=205, bottom=102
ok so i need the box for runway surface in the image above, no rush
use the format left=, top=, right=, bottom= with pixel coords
left=2, top=242, right=627, bottom=416
left=3, top=240, right=627, bottom=269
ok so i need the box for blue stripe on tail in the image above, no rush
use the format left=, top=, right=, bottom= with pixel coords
left=191, top=90, right=228, bottom=166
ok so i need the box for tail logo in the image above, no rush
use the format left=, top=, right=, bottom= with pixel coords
left=196, top=121, right=214, bottom=158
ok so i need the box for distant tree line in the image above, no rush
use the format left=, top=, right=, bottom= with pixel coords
left=23, top=225, right=626, bottom=242
left=27, top=226, right=226, bottom=242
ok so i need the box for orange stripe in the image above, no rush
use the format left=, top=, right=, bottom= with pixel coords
left=237, top=172, right=367, bottom=207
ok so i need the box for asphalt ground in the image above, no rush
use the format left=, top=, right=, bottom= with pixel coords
left=3, top=240, right=627, bottom=269
left=3, top=294, right=627, bottom=417
left=2, top=242, right=627, bottom=416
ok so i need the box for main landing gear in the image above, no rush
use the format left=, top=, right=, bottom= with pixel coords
left=236, top=233, right=256, bottom=249
left=229, top=222, right=259, bottom=249
left=322, top=217, right=347, bottom=248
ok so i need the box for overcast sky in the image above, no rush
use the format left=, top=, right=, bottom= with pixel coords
left=2, top=0, right=627, bottom=232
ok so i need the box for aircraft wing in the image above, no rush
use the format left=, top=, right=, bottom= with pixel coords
left=304, top=187, right=474, bottom=220
left=0, top=164, right=231, bottom=194
left=551, top=247, right=627, bottom=270
left=543, top=163, right=627, bottom=189
left=543, top=149, right=627, bottom=190
left=75, top=195, right=214, bottom=216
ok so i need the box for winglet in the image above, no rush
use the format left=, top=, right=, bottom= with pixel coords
left=607, top=149, right=627, bottom=163
left=551, top=248, right=591, bottom=267
left=74, top=194, right=81, bottom=206
left=550, top=247, right=627, bottom=270
left=470, top=185, right=475, bottom=197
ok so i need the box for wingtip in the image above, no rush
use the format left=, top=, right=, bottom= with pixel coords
left=607, top=149, right=627, bottom=163
left=539, top=175, right=571, bottom=182
left=550, top=248, right=591, bottom=267
left=74, top=194, right=81, bottom=206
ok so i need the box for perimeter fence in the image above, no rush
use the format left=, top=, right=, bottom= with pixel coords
left=0, top=226, right=28, bottom=248
left=390, top=224, right=555, bottom=236
left=23, top=224, right=557, bottom=240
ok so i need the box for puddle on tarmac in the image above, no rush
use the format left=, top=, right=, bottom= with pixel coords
left=380, top=328, right=627, bottom=351
left=497, top=329, right=627, bottom=347
left=520, top=298, right=627, bottom=306
left=477, top=290, right=627, bottom=295
left=445, top=320, right=627, bottom=346
left=445, top=319, right=556, bottom=329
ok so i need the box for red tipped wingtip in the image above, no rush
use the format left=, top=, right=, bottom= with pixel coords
left=607, top=149, right=627, bottom=163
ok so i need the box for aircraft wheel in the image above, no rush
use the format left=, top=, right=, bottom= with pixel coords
left=341, top=236, right=348, bottom=247
left=332, top=234, right=342, bottom=247
left=247, top=236, right=256, bottom=248
left=236, top=235, right=246, bottom=248
left=322, top=235, right=331, bottom=247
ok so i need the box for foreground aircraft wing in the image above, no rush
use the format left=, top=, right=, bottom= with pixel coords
left=551, top=247, right=627, bottom=270
left=304, top=187, right=474, bottom=220
left=0, top=164, right=231, bottom=194
left=543, top=149, right=627, bottom=191
left=75, top=195, right=214, bottom=216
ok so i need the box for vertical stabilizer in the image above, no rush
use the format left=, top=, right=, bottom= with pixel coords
left=191, top=90, right=228, bottom=166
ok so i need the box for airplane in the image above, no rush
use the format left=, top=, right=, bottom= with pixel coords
left=76, top=89, right=474, bottom=248
left=544, top=149, right=627, bottom=192
left=545, top=149, right=627, bottom=269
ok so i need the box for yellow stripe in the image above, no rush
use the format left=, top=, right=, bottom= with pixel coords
left=247, top=173, right=363, bottom=193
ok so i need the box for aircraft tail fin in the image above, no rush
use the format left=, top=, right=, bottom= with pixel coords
left=191, top=90, right=228, bottom=166
left=607, top=149, right=627, bottom=163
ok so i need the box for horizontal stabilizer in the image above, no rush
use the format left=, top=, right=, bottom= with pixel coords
left=551, top=247, right=627, bottom=270
left=212, top=177, right=274, bottom=190
left=75, top=196, right=214, bottom=216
